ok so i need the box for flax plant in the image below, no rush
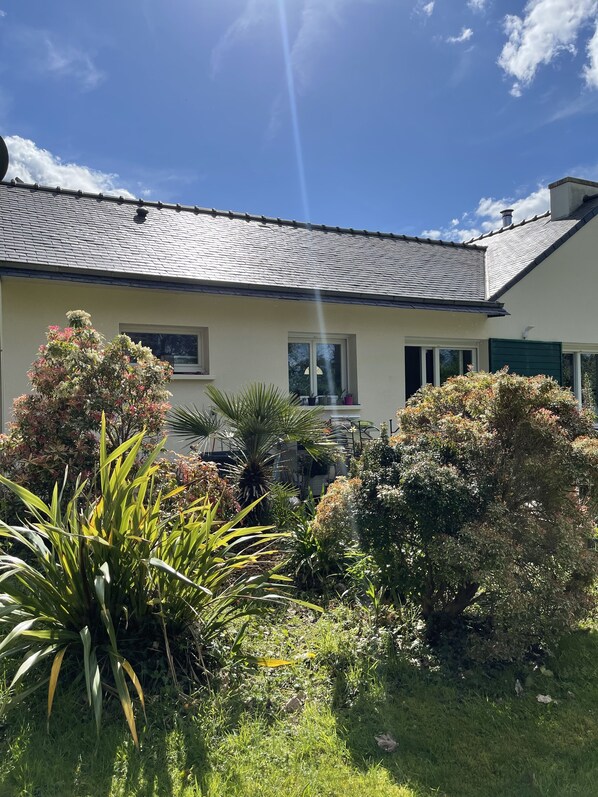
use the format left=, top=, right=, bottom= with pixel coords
left=0, top=419, right=300, bottom=746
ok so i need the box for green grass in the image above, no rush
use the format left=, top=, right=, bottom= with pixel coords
left=1, top=605, right=598, bottom=797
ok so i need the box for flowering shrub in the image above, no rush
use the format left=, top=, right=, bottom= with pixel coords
left=353, top=371, right=598, bottom=662
left=311, top=476, right=360, bottom=548
left=154, top=454, right=240, bottom=521
left=0, top=310, right=171, bottom=515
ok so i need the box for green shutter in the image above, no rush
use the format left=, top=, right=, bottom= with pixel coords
left=489, top=339, right=563, bottom=383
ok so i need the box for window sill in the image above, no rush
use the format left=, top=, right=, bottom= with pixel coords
left=171, top=373, right=214, bottom=381
left=302, top=404, right=362, bottom=411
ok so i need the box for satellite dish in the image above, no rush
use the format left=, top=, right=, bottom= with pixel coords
left=0, top=136, right=8, bottom=181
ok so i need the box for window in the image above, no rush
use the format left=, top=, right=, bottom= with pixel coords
left=288, top=336, right=348, bottom=405
left=405, top=343, right=477, bottom=400
left=562, top=350, right=598, bottom=409
left=121, top=325, right=207, bottom=374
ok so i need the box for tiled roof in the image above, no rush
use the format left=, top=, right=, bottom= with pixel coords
left=0, top=180, right=503, bottom=314
left=4, top=178, right=596, bottom=313
left=466, top=196, right=598, bottom=299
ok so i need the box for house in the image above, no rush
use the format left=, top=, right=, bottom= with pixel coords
left=0, top=167, right=597, bottom=445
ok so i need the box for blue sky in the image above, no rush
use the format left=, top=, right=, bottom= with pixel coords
left=1, top=0, right=598, bottom=240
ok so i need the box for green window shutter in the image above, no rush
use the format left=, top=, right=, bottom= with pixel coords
left=489, top=339, right=563, bottom=383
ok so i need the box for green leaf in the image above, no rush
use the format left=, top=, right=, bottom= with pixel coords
left=149, top=558, right=213, bottom=596
left=47, top=646, right=68, bottom=723
left=109, top=652, right=139, bottom=749
left=0, top=474, right=50, bottom=515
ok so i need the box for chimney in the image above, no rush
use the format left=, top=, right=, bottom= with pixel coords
left=500, top=208, right=514, bottom=228
left=549, top=176, right=598, bottom=221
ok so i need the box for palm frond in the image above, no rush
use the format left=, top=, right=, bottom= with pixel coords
left=169, top=405, right=223, bottom=443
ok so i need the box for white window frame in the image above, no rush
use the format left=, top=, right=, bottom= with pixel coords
left=288, top=334, right=349, bottom=400
left=562, top=345, right=598, bottom=407
left=120, top=323, right=207, bottom=374
left=405, top=338, right=479, bottom=392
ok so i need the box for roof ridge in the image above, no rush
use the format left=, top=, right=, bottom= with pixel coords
left=0, top=178, right=486, bottom=251
left=464, top=210, right=551, bottom=244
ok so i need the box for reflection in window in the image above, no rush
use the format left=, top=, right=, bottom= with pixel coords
left=288, top=342, right=311, bottom=396
left=405, top=345, right=476, bottom=400
left=288, top=337, right=347, bottom=404
left=563, top=351, right=598, bottom=409
left=122, top=328, right=203, bottom=373
left=316, top=343, right=343, bottom=398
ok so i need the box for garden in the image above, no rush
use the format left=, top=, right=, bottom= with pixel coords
left=1, top=311, right=598, bottom=797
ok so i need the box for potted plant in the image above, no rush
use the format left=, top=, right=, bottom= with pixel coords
left=342, top=391, right=354, bottom=406
left=308, top=394, right=317, bottom=406
left=326, top=394, right=339, bottom=405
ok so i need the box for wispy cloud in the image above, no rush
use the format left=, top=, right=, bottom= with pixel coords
left=498, top=0, right=598, bottom=97
left=415, top=1, right=435, bottom=17
left=212, top=0, right=375, bottom=92
left=467, top=0, right=487, bottom=11
left=4, top=136, right=134, bottom=196
left=211, top=0, right=269, bottom=77
left=422, top=184, right=551, bottom=241
left=0, top=10, right=7, bottom=18
left=42, top=37, right=104, bottom=90
left=446, top=27, right=474, bottom=44
left=288, top=0, right=377, bottom=93
left=11, top=29, right=104, bottom=90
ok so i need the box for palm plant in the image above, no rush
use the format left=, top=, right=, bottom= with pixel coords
left=169, top=384, right=338, bottom=520
left=0, top=419, right=299, bottom=746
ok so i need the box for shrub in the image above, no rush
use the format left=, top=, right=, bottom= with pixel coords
left=282, top=479, right=360, bottom=593
left=311, top=476, right=360, bottom=550
left=353, top=371, right=598, bottom=662
left=0, top=421, right=297, bottom=745
left=154, top=453, right=240, bottom=521
left=0, top=311, right=171, bottom=516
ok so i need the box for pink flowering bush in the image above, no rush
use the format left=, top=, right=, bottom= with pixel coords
left=0, top=310, right=172, bottom=516
left=154, top=454, right=240, bottom=521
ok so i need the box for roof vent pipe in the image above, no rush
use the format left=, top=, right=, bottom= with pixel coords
left=500, top=208, right=514, bottom=228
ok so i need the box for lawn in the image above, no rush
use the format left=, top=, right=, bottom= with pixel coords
left=1, top=605, right=598, bottom=797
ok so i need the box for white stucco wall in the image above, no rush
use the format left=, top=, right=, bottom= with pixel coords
left=0, top=276, right=489, bottom=446
left=486, top=217, right=598, bottom=346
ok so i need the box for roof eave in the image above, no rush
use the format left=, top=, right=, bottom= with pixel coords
left=0, top=261, right=507, bottom=317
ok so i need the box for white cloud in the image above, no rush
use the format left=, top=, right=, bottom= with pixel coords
left=0, top=10, right=6, bottom=18
left=446, top=27, right=473, bottom=44
left=498, top=0, right=598, bottom=96
left=584, top=18, right=598, bottom=87
left=467, top=0, right=487, bottom=11
left=422, top=185, right=550, bottom=242
left=4, top=136, right=135, bottom=197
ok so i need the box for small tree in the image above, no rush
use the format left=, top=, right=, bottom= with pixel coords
left=354, top=371, right=598, bottom=662
left=0, top=310, right=172, bottom=512
left=169, top=383, right=337, bottom=521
